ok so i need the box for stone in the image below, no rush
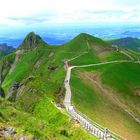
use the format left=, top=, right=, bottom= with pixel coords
left=5, top=127, right=16, bottom=135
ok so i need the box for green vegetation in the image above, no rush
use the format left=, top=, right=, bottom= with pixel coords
left=0, top=51, right=6, bottom=59
left=62, top=33, right=110, bottom=53
left=0, top=53, right=16, bottom=83
left=99, top=51, right=129, bottom=61
left=0, top=97, right=96, bottom=139
left=123, top=49, right=140, bottom=60
left=0, top=32, right=102, bottom=140
left=71, top=62, right=140, bottom=140
left=1, top=32, right=140, bottom=140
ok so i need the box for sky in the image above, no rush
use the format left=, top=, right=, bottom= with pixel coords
left=0, top=0, right=140, bottom=27
left=0, top=0, right=140, bottom=46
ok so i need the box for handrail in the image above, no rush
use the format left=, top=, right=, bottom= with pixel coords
left=71, top=105, right=124, bottom=140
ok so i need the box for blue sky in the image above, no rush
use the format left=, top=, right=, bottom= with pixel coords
left=0, top=0, right=140, bottom=46
left=0, top=0, right=140, bottom=28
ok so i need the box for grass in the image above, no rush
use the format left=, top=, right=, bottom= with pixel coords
left=124, top=49, right=140, bottom=60
left=0, top=51, right=6, bottom=59
left=69, top=51, right=100, bottom=66
left=71, top=62, right=140, bottom=140
left=99, top=51, right=130, bottom=61
left=0, top=33, right=100, bottom=139
left=1, top=32, right=140, bottom=140
left=0, top=98, right=97, bottom=140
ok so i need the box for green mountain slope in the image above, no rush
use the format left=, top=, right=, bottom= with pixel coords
left=67, top=33, right=129, bottom=65
left=108, top=37, right=140, bottom=52
left=62, top=33, right=110, bottom=53
left=0, top=32, right=139, bottom=139
left=0, top=32, right=97, bottom=140
left=71, top=62, right=140, bottom=140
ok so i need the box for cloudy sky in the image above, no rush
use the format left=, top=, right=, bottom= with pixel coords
left=0, top=0, right=140, bottom=27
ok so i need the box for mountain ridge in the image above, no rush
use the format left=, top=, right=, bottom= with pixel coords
left=0, top=32, right=140, bottom=140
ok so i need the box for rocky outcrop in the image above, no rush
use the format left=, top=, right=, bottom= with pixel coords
left=0, top=126, right=37, bottom=140
left=7, top=76, right=35, bottom=101
left=0, top=58, right=10, bottom=83
left=0, top=58, right=11, bottom=97
left=9, top=54, right=20, bottom=75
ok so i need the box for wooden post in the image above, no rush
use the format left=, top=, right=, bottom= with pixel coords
left=97, top=129, right=99, bottom=136
left=94, top=129, right=96, bottom=135
left=99, top=131, right=101, bottom=139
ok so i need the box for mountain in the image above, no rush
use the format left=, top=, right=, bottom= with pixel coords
left=18, top=32, right=47, bottom=50
left=0, top=32, right=140, bottom=140
left=0, top=43, right=15, bottom=54
left=0, top=43, right=15, bottom=59
left=63, top=33, right=111, bottom=53
left=108, top=37, right=140, bottom=52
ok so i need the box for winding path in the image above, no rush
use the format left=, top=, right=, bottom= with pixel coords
left=63, top=60, right=134, bottom=139
left=63, top=56, right=140, bottom=139
left=63, top=39, right=140, bottom=139
left=120, top=50, right=135, bottom=61
left=63, top=60, right=133, bottom=108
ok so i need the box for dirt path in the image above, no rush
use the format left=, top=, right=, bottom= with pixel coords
left=64, top=60, right=133, bottom=107
left=63, top=41, right=140, bottom=139
left=80, top=72, right=140, bottom=125
left=63, top=62, right=127, bottom=139
left=9, top=50, right=25, bottom=75
left=120, top=50, right=135, bottom=60
left=63, top=60, right=132, bottom=139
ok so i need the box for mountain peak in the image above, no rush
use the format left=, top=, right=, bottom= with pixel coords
left=26, top=32, right=37, bottom=38
left=71, top=33, right=109, bottom=46
left=18, top=32, right=47, bottom=50
left=75, top=33, right=93, bottom=40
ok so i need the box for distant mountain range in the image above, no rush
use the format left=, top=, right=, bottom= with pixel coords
left=0, top=43, right=15, bottom=59
left=1, top=25, right=140, bottom=47
left=108, top=37, right=140, bottom=52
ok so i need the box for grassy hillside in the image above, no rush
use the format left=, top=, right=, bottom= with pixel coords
left=62, top=33, right=110, bottom=53
left=0, top=97, right=96, bottom=139
left=71, top=62, right=140, bottom=140
left=0, top=32, right=99, bottom=139
left=122, top=49, right=140, bottom=60
left=0, top=51, right=6, bottom=59
left=0, top=32, right=139, bottom=139
left=68, top=34, right=129, bottom=65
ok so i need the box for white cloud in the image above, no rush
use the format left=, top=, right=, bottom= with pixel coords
left=0, top=0, right=140, bottom=26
